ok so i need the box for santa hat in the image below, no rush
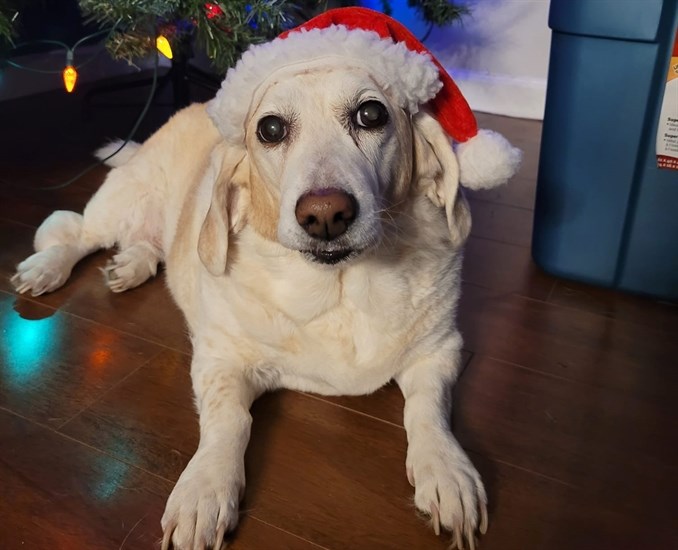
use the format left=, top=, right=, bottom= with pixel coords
left=207, top=7, right=521, bottom=189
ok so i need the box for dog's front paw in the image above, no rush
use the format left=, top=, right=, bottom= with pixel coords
left=102, top=243, right=157, bottom=293
left=407, top=434, right=488, bottom=550
left=161, top=448, right=244, bottom=550
left=12, top=248, right=72, bottom=296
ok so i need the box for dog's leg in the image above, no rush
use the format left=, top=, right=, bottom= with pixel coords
left=161, top=353, right=264, bottom=550
left=102, top=241, right=161, bottom=293
left=396, top=338, right=487, bottom=550
left=12, top=211, right=98, bottom=296
left=12, top=160, right=163, bottom=295
left=90, top=169, right=163, bottom=293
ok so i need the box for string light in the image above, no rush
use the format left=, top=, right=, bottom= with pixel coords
left=62, top=65, right=78, bottom=92
left=2, top=47, right=161, bottom=192
left=7, top=23, right=172, bottom=94
left=5, top=26, right=114, bottom=94
left=156, top=35, right=173, bottom=59
left=204, top=2, right=225, bottom=20
left=1, top=23, right=161, bottom=191
left=62, top=50, right=77, bottom=92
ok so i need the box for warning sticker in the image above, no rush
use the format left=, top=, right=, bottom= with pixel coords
left=657, top=30, right=678, bottom=170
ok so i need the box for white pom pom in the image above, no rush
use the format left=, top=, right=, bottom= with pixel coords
left=455, top=129, right=522, bottom=189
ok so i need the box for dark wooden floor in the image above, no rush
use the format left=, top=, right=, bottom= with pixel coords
left=1, top=77, right=677, bottom=550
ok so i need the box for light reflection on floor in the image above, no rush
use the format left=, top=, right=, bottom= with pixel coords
left=0, top=305, right=63, bottom=389
left=0, top=299, right=137, bottom=502
left=93, top=444, right=133, bottom=502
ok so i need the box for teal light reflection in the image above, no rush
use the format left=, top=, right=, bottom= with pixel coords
left=93, top=438, right=137, bottom=502
left=1, top=311, right=62, bottom=388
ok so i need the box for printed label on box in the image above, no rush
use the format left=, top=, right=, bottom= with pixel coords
left=657, top=29, right=678, bottom=170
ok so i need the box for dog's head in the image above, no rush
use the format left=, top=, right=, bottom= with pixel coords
left=199, top=12, right=521, bottom=274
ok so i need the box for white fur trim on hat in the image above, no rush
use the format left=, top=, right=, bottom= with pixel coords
left=455, top=129, right=523, bottom=189
left=206, top=26, right=442, bottom=145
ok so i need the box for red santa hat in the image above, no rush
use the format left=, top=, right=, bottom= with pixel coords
left=207, top=7, right=521, bottom=189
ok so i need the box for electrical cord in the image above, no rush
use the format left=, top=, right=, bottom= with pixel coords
left=7, top=25, right=117, bottom=73
left=1, top=45, right=160, bottom=191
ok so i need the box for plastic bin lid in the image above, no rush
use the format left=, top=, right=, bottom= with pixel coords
left=549, top=0, right=665, bottom=42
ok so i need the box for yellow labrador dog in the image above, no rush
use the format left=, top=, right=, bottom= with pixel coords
left=12, top=9, right=520, bottom=550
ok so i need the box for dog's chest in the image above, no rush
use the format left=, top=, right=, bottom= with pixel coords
left=294, top=268, right=412, bottom=359
left=216, top=248, right=451, bottom=395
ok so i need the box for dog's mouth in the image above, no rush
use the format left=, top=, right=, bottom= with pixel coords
left=303, top=248, right=359, bottom=265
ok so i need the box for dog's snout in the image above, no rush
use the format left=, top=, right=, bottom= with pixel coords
left=295, top=188, right=357, bottom=241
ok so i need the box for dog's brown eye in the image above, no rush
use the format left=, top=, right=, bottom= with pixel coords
left=355, top=101, right=389, bottom=129
left=257, top=115, right=288, bottom=143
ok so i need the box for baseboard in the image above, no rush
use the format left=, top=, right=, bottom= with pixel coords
left=449, top=68, right=547, bottom=121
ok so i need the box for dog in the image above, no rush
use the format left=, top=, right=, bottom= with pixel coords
left=11, top=9, right=520, bottom=550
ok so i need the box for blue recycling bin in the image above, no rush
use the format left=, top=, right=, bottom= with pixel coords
left=533, top=0, right=678, bottom=301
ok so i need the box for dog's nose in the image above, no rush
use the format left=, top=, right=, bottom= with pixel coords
left=295, top=188, right=358, bottom=241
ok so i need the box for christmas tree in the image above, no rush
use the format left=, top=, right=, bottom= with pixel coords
left=0, top=1, right=18, bottom=46
left=2, top=1, right=467, bottom=74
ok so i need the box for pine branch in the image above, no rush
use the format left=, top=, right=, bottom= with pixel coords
left=194, top=0, right=297, bottom=72
left=79, top=0, right=182, bottom=26
left=407, top=0, right=468, bottom=27
left=0, top=0, right=18, bottom=45
left=73, top=0, right=469, bottom=73
left=106, top=30, right=155, bottom=63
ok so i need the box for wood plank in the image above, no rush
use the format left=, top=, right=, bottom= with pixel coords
left=468, top=199, right=533, bottom=248
left=61, top=349, right=473, bottom=473
left=245, top=391, right=458, bottom=549
left=454, top=354, right=678, bottom=533
left=473, top=451, right=676, bottom=549
left=0, top=290, right=162, bottom=427
left=20, top=338, right=678, bottom=549
left=0, top=218, right=191, bottom=354
left=0, top=408, right=322, bottom=550
left=60, top=349, right=199, bottom=481
left=462, top=236, right=555, bottom=300
left=548, top=278, right=678, bottom=333
left=247, top=390, right=676, bottom=549
left=458, top=283, right=678, bottom=405
left=0, top=408, right=171, bottom=550
left=34, top=269, right=191, bottom=354
left=62, top=349, right=454, bottom=549
left=226, top=516, right=329, bottom=550
left=63, top=351, right=674, bottom=550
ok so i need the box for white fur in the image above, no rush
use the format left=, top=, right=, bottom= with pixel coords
left=94, top=139, right=141, bottom=168
left=251, top=69, right=395, bottom=254
left=207, top=26, right=442, bottom=144
left=10, top=66, right=514, bottom=550
left=102, top=241, right=160, bottom=293
left=11, top=211, right=95, bottom=296
left=456, top=129, right=523, bottom=189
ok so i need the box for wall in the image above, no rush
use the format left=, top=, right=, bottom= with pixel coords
left=3, top=1, right=553, bottom=118
left=367, top=0, right=552, bottom=120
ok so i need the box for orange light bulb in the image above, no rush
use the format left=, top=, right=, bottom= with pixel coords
left=156, top=35, right=173, bottom=59
left=62, top=65, right=78, bottom=93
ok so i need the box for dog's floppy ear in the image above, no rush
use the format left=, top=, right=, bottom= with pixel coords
left=413, top=110, right=472, bottom=248
left=198, top=146, right=250, bottom=276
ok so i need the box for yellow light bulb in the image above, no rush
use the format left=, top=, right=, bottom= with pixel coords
left=62, top=65, right=78, bottom=93
left=156, top=35, right=173, bottom=59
